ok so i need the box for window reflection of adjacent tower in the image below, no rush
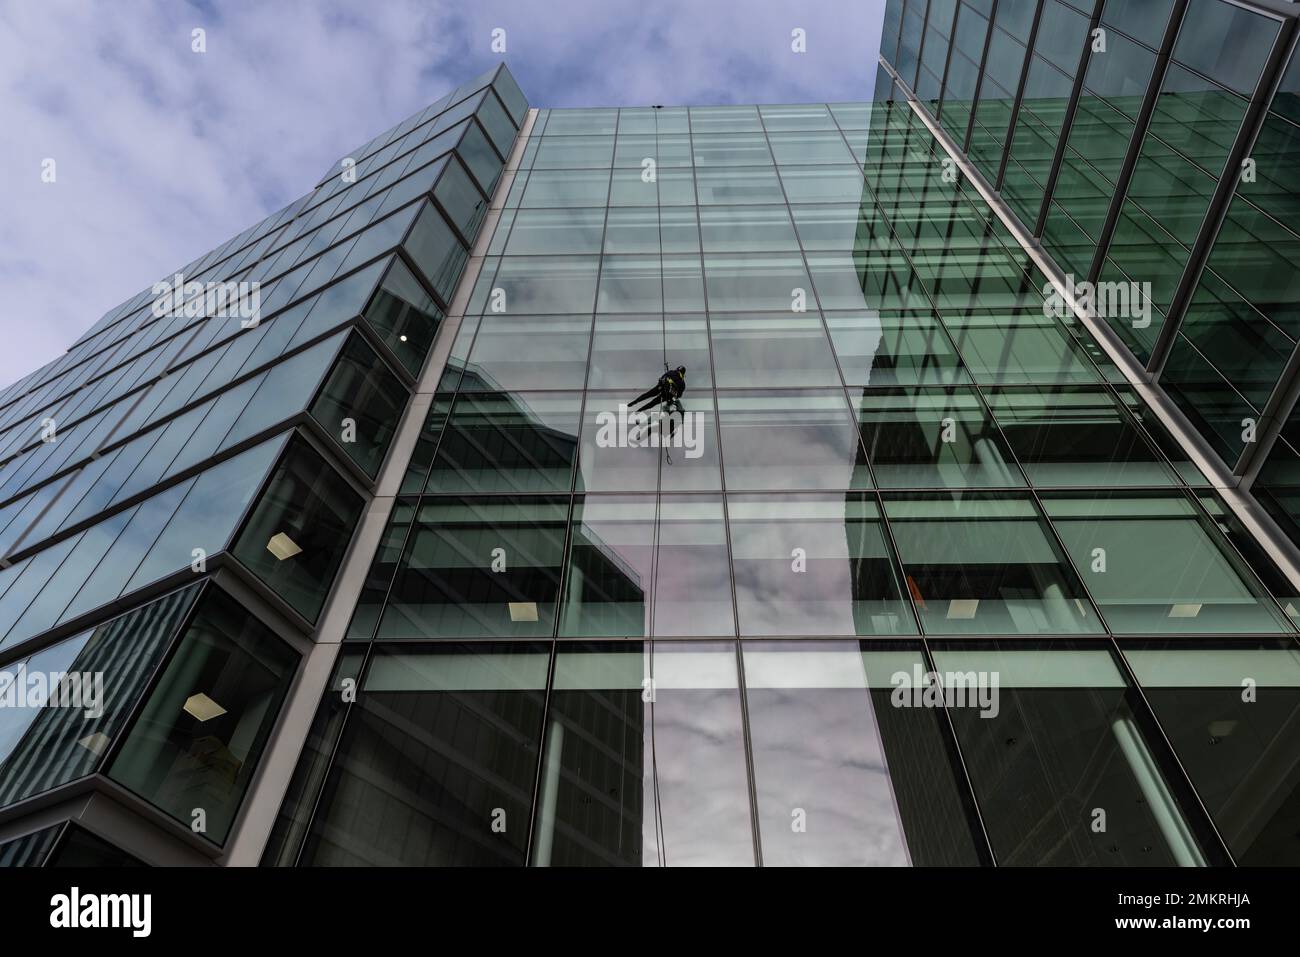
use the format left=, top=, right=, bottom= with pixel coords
left=531, top=643, right=753, bottom=867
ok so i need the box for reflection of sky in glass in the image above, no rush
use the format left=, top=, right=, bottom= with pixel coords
left=640, top=689, right=754, bottom=866
left=747, top=686, right=909, bottom=866
left=718, top=393, right=863, bottom=491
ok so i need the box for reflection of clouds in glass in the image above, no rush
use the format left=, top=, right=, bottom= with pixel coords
left=580, top=431, right=660, bottom=491
left=732, top=521, right=859, bottom=635
left=722, top=414, right=859, bottom=490
left=642, top=690, right=753, bottom=866
left=494, top=258, right=599, bottom=314
left=654, top=541, right=734, bottom=635
left=748, top=687, right=910, bottom=865
left=587, top=317, right=712, bottom=390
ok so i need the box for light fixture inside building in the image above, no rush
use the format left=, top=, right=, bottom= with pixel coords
left=1168, top=603, right=1202, bottom=619
left=77, top=732, right=111, bottom=756
left=509, top=601, right=538, bottom=622
left=1208, top=720, right=1237, bottom=738
left=399, top=334, right=408, bottom=342
left=184, top=692, right=228, bottom=722
left=946, top=599, right=979, bottom=620
left=267, top=531, right=303, bottom=560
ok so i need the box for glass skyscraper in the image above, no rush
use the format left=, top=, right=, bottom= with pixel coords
left=3, top=3, right=1300, bottom=868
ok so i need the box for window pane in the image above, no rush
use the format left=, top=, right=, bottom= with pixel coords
left=559, top=497, right=655, bottom=637
left=884, top=493, right=1101, bottom=635
left=985, top=385, right=1177, bottom=486
left=521, top=169, right=611, bottom=208
left=768, top=131, right=855, bottom=165
left=364, top=258, right=444, bottom=376
left=718, top=390, right=865, bottom=491
left=491, top=256, right=600, bottom=313
left=690, top=133, right=773, bottom=166
left=1102, top=0, right=1173, bottom=49
left=587, top=315, right=713, bottom=390
left=577, top=390, right=719, bottom=494
left=433, top=158, right=489, bottom=240
left=532, top=135, right=614, bottom=169
left=829, top=309, right=969, bottom=387
left=311, top=334, right=409, bottom=477
left=779, top=165, right=870, bottom=204
left=377, top=498, right=568, bottom=638
left=1170, top=0, right=1278, bottom=97
left=430, top=392, right=580, bottom=494
left=729, top=495, right=915, bottom=635
left=856, top=386, right=1023, bottom=488
left=689, top=105, right=762, bottom=134
left=231, top=438, right=366, bottom=623
left=743, top=641, right=984, bottom=865
left=597, top=256, right=664, bottom=313
left=791, top=204, right=879, bottom=251
left=108, top=586, right=298, bottom=845
left=544, top=108, right=618, bottom=135
left=1123, top=640, right=1300, bottom=865
left=532, top=642, right=754, bottom=865
left=404, top=202, right=468, bottom=304
left=602, top=208, right=660, bottom=253
left=125, top=438, right=283, bottom=594
left=651, top=495, right=734, bottom=636
left=932, top=642, right=1219, bottom=865
left=505, top=208, right=605, bottom=254
left=0, top=586, right=200, bottom=811
left=699, top=206, right=799, bottom=252
left=463, top=315, right=592, bottom=391
left=298, top=643, right=549, bottom=865
left=695, top=167, right=785, bottom=205
left=612, top=134, right=692, bottom=168
left=47, top=825, right=145, bottom=867
left=57, top=486, right=187, bottom=626
left=710, top=314, right=840, bottom=387
left=703, top=253, right=813, bottom=312
left=1043, top=492, right=1292, bottom=634
left=944, top=308, right=1102, bottom=384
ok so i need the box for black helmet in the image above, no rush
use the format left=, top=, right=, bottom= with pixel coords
left=676, top=365, right=686, bottom=375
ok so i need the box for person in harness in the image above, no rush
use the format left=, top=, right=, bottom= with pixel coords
left=631, top=366, right=686, bottom=416
left=630, top=366, right=687, bottom=456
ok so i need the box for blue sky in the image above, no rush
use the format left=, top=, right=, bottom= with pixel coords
left=0, top=0, right=885, bottom=387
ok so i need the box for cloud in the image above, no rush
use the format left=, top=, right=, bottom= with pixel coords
left=0, top=0, right=884, bottom=389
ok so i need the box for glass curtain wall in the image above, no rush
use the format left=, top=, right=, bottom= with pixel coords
left=268, top=92, right=1300, bottom=867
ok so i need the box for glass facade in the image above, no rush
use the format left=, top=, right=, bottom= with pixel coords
left=264, top=74, right=1300, bottom=868
left=880, top=0, right=1300, bottom=557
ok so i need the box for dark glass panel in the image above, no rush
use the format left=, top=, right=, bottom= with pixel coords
left=298, top=643, right=548, bottom=866
left=377, top=497, right=568, bottom=639
left=108, top=586, right=298, bottom=844
left=932, top=641, right=1221, bottom=866
left=231, top=438, right=365, bottom=622
left=884, top=492, right=1101, bottom=635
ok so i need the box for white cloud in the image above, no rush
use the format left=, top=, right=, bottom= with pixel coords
left=0, top=0, right=883, bottom=389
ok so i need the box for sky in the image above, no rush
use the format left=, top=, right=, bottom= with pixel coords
left=0, top=0, right=885, bottom=390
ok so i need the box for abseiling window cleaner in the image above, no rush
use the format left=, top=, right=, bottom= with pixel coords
left=593, top=365, right=704, bottom=461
